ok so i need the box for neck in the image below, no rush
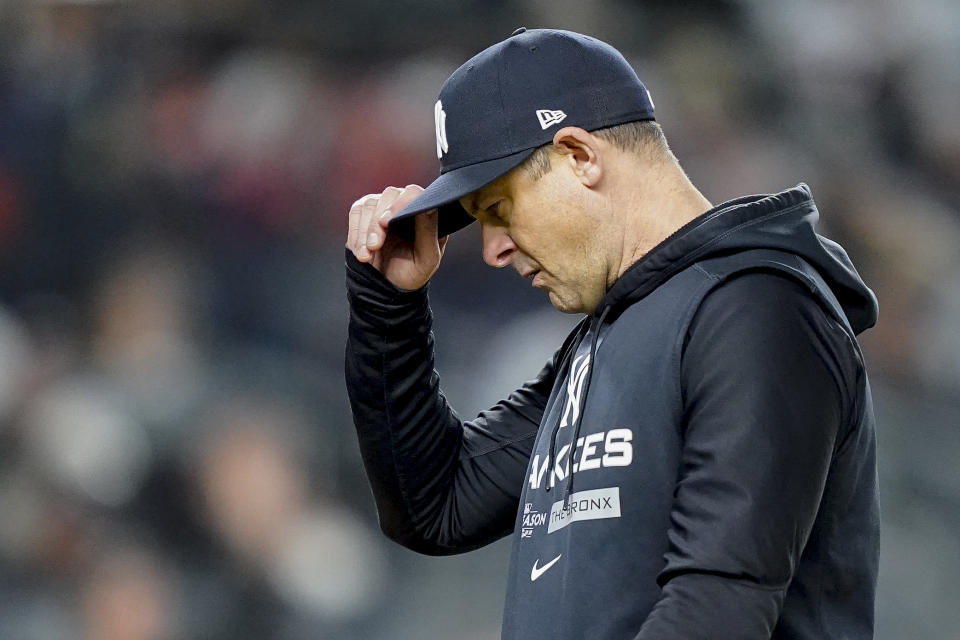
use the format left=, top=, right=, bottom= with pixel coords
left=608, top=157, right=712, bottom=283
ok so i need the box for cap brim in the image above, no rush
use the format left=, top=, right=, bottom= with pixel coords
left=388, top=147, right=537, bottom=242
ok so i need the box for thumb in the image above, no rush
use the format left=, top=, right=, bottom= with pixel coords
left=414, top=209, right=441, bottom=263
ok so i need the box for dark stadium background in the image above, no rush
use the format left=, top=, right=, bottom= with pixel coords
left=0, top=1, right=957, bottom=638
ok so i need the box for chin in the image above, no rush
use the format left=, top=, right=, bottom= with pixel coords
left=548, top=291, right=585, bottom=314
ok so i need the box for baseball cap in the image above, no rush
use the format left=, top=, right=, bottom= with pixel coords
left=388, top=27, right=656, bottom=242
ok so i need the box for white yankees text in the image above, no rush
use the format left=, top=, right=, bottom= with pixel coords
left=528, top=428, right=633, bottom=490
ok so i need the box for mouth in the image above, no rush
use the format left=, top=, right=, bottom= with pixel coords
left=518, top=266, right=546, bottom=289
left=531, top=271, right=546, bottom=289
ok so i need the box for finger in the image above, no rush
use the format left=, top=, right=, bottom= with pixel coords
left=355, top=195, right=381, bottom=261
left=377, top=184, right=425, bottom=233
left=413, top=208, right=441, bottom=265
left=347, top=194, right=377, bottom=254
left=367, top=187, right=403, bottom=251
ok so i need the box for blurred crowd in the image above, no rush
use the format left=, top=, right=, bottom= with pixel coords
left=0, top=1, right=957, bottom=638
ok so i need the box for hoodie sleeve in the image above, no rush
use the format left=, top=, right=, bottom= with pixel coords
left=344, top=249, right=567, bottom=555
left=635, top=271, right=860, bottom=639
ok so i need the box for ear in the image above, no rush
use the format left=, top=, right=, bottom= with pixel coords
left=551, top=126, right=603, bottom=187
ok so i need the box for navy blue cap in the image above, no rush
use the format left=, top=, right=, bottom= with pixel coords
left=389, top=28, right=656, bottom=242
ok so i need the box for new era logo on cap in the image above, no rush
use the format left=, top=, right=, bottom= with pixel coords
left=536, top=109, right=567, bottom=130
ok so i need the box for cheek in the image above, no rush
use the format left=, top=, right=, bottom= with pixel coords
left=549, top=211, right=600, bottom=265
left=510, top=183, right=593, bottom=266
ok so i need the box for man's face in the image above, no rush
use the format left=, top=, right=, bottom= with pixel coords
left=460, top=154, right=610, bottom=314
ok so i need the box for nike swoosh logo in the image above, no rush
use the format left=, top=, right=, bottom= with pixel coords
left=530, top=554, right=562, bottom=581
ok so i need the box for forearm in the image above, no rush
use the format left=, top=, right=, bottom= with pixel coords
left=345, top=249, right=465, bottom=553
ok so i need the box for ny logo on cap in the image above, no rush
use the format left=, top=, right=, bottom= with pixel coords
left=435, top=100, right=449, bottom=159
left=536, top=109, right=567, bottom=130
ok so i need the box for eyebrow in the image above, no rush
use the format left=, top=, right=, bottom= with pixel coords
left=464, top=192, right=479, bottom=216
left=464, top=190, right=490, bottom=218
left=463, top=185, right=499, bottom=218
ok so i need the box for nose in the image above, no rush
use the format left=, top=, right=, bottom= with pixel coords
left=481, top=223, right=517, bottom=268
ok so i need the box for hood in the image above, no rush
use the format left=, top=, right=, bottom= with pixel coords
left=596, top=183, right=878, bottom=335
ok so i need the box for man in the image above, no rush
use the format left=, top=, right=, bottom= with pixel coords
left=344, top=28, right=879, bottom=639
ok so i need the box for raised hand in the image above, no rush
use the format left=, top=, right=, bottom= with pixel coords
left=346, top=185, right=449, bottom=291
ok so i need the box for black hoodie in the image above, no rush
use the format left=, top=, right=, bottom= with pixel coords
left=345, top=184, right=880, bottom=639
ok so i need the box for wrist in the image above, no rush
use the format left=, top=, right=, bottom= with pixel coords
left=345, top=247, right=430, bottom=307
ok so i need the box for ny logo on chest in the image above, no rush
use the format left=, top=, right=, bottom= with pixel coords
left=558, top=354, right=591, bottom=431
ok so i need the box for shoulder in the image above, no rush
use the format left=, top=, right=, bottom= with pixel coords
left=685, top=269, right=851, bottom=358
left=692, top=269, right=826, bottom=328
left=683, top=270, right=862, bottom=427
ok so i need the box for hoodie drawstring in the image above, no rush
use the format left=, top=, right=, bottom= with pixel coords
left=565, top=306, right=608, bottom=500
left=543, top=306, right=610, bottom=502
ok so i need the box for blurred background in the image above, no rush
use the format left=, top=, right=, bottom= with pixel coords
left=0, top=0, right=957, bottom=638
